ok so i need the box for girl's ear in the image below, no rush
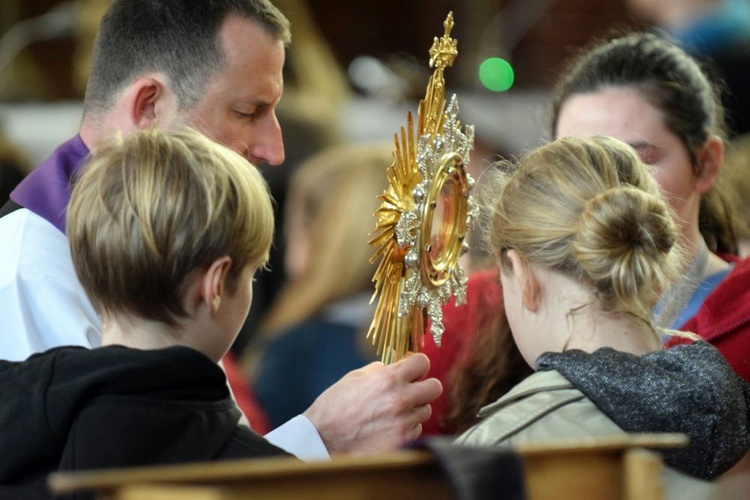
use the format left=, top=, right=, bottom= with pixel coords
left=694, top=135, right=723, bottom=195
left=201, top=256, right=232, bottom=314
left=507, top=250, right=540, bottom=312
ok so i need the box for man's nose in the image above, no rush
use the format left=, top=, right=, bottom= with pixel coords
left=249, top=118, right=285, bottom=166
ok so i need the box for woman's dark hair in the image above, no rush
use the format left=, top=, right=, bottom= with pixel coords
left=550, top=31, right=740, bottom=255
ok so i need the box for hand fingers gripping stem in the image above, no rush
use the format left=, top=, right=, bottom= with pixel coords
left=303, top=353, right=442, bottom=454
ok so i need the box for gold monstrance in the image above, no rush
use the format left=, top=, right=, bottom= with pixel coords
left=367, top=12, right=476, bottom=364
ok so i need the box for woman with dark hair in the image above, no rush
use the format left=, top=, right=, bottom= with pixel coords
left=552, top=32, right=749, bottom=370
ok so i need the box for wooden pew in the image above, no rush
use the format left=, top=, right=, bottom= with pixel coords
left=48, top=434, right=687, bottom=500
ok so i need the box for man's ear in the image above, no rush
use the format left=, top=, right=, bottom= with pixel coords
left=507, top=250, right=540, bottom=312
left=121, top=75, right=175, bottom=129
left=201, top=256, right=233, bottom=315
left=694, top=135, right=723, bottom=194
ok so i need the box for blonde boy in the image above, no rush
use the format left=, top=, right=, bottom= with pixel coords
left=69, top=127, right=274, bottom=364
left=0, top=129, right=287, bottom=493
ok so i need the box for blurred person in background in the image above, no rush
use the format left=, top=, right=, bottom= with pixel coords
left=246, top=143, right=389, bottom=429
left=722, top=133, right=750, bottom=257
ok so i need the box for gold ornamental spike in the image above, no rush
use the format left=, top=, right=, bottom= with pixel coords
left=367, top=12, right=477, bottom=364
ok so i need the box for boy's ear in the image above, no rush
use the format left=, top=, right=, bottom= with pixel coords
left=695, top=135, right=723, bottom=194
left=122, top=74, right=175, bottom=129
left=201, top=256, right=233, bottom=314
left=507, top=250, right=540, bottom=312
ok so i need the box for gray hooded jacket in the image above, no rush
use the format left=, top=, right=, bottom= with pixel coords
left=457, top=342, right=750, bottom=481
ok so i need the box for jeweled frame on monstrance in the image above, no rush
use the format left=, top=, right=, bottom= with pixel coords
left=367, top=12, right=477, bottom=364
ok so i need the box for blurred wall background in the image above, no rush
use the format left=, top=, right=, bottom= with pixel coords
left=0, top=0, right=642, bottom=166
left=0, top=0, right=645, bottom=351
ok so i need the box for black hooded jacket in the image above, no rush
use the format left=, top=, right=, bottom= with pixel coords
left=0, top=345, right=289, bottom=498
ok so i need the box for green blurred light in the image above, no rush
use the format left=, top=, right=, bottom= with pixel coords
left=479, top=57, right=514, bottom=92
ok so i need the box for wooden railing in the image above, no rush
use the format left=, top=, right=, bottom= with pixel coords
left=48, top=434, right=689, bottom=500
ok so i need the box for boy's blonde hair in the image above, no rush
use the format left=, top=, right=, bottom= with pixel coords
left=68, top=127, right=274, bottom=325
left=482, top=136, right=684, bottom=335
